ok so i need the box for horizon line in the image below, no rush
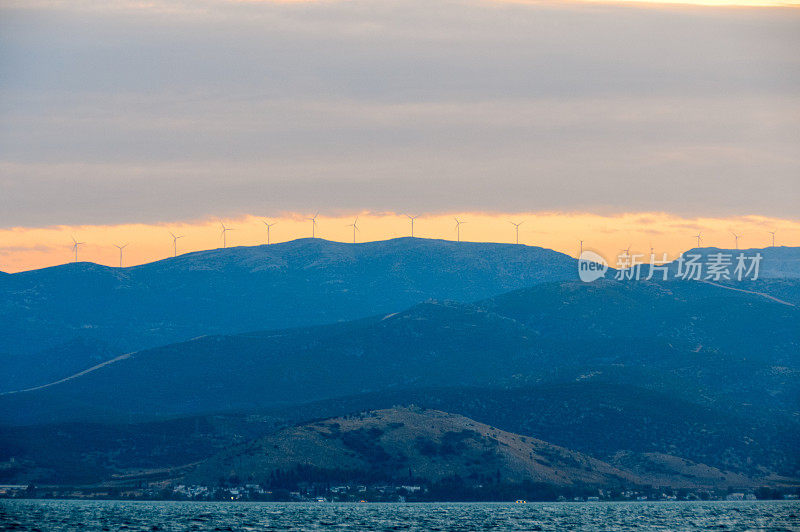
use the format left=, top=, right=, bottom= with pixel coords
left=3, top=235, right=795, bottom=275
left=2, top=211, right=797, bottom=274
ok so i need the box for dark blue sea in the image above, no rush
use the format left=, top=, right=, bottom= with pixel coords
left=1, top=499, right=798, bottom=531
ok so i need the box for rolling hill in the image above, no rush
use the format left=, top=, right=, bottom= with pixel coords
left=3, top=242, right=798, bottom=394
left=184, top=406, right=781, bottom=493
left=0, top=238, right=577, bottom=391
left=186, top=407, right=642, bottom=488
left=2, top=382, right=797, bottom=487
left=2, top=245, right=798, bottom=494
left=2, top=278, right=797, bottom=427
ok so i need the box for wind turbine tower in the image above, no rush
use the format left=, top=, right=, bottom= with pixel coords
left=169, top=231, right=184, bottom=257
left=454, top=218, right=466, bottom=243
left=114, top=243, right=128, bottom=268
left=768, top=230, right=776, bottom=247
left=308, top=212, right=319, bottom=238
left=347, top=216, right=360, bottom=244
left=262, top=220, right=277, bottom=245
left=731, top=232, right=741, bottom=250
left=579, top=240, right=583, bottom=257
left=694, top=233, right=702, bottom=248
left=509, top=221, right=524, bottom=245
left=405, top=214, right=419, bottom=238
left=71, top=236, right=85, bottom=263
left=220, top=222, right=235, bottom=249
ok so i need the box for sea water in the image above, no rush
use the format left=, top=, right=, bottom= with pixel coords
left=1, top=499, right=798, bottom=531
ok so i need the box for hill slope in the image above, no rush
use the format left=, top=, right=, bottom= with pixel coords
left=0, top=238, right=577, bottom=391
left=666, top=246, right=800, bottom=280
left=186, top=407, right=641, bottom=488
left=2, top=279, right=797, bottom=426
left=3, top=242, right=798, bottom=393
left=2, top=382, right=796, bottom=486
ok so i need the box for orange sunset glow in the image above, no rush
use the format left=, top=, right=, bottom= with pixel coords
left=2, top=212, right=797, bottom=273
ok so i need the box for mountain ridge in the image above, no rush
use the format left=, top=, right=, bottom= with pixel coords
left=2, top=278, right=797, bottom=426
left=0, top=237, right=580, bottom=391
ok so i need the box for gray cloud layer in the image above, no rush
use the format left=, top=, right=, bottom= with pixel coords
left=1, top=0, right=798, bottom=226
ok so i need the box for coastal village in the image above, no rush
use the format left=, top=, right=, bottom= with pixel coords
left=2, top=483, right=796, bottom=504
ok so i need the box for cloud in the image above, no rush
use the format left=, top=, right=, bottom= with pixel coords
left=5, top=0, right=799, bottom=10
left=1, top=0, right=798, bottom=228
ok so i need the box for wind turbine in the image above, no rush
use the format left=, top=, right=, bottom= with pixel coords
left=220, top=222, right=235, bottom=249
left=405, top=214, right=419, bottom=238
left=307, top=212, right=319, bottom=238
left=347, top=216, right=360, bottom=244
left=731, top=231, right=741, bottom=250
left=694, top=233, right=702, bottom=248
left=262, top=220, right=277, bottom=245
left=169, top=231, right=184, bottom=257
left=114, top=243, right=128, bottom=268
left=454, top=218, right=466, bottom=243
left=71, top=236, right=85, bottom=263
left=579, top=240, right=584, bottom=257
left=768, top=230, right=777, bottom=247
left=509, top=221, right=524, bottom=245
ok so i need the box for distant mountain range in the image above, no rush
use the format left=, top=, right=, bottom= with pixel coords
left=670, top=246, right=800, bottom=280
left=6, top=238, right=800, bottom=391
left=1, top=240, right=798, bottom=492
left=0, top=238, right=578, bottom=391
left=2, top=239, right=798, bottom=394
left=2, top=278, right=797, bottom=426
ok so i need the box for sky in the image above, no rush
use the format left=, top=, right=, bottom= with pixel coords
left=0, top=0, right=798, bottom=271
